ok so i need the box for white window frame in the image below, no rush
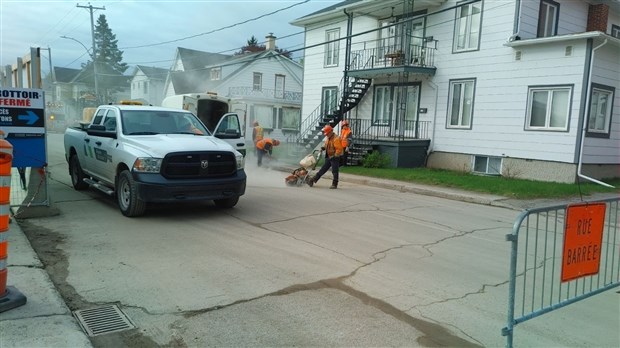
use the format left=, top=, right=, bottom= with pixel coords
left=324, top=28, right=340, bottom=67
left=612, top=24, right=620, bottom=39
left=373, top=85, right=392, bottom=125
left=274, top=74, right=285, bottom=99
left=143, top=81, right=148, bottom=94
left=253, top=72, right=262, bottom=91
left=537, top=0, right=559, bottom=38
left=453, top=1, right=482, bottom=52
left=210, top=67, right=221, bottom=81
left=322, top=87, right=338, bottom=116
left=525, top=86, right=572, bottom=131
left=587, top=85, right=614, bottom=136
left=447, top=79, right=476, bottom=129
left=473, top=156, right=502, bottom=175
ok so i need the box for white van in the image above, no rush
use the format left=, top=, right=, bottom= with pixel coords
left=161, top=92, right=247, bottom=156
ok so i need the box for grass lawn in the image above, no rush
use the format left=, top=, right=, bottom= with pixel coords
left=270, top=144, right=618, bottom=200
left=339, top=166, right=619, bottom=200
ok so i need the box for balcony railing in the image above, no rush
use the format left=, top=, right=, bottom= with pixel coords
left=349, top=38, right=437, bottom=71
left=227, top=87, right=302, bottom=103
left=349, top=118, right=431, bottom=142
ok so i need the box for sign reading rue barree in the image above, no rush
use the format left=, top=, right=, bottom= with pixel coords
left=561, top=203, right=606, bottom=282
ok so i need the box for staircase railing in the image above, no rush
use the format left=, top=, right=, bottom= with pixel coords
left=286, top=76, right=346, bottom=144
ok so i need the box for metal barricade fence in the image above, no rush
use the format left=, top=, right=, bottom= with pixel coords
left=502, top=197, right=619, bottom=347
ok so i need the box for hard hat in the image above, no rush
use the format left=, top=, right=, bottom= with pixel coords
left=341, top=120, right=349, bottom=126
left=273, top=139, right=280, bottom=146
left=322, top=125, right=333, bottom=135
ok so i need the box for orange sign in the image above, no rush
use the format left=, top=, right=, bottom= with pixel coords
left=561, top=203, right=606, bottom=282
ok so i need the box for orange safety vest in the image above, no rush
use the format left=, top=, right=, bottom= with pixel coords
left=253, top=126, right=264, bottom=143
left=340, top=126, right=352, bottom=147
left=324, top=133, right=344, bottom=157
left=256, top=138, right=273, bottom=151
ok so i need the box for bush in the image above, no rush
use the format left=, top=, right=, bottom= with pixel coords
left=362, top=151, right=391, bottom=168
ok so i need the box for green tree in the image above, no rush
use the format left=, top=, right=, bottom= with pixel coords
left=81, top=14, right=128, bottom=103
left=235, top=35, right=292, bottom=59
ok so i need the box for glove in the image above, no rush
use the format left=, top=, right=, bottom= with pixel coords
left=321, top=146, right=325, bottom=151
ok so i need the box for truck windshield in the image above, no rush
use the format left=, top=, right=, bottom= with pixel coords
left=121, top=110, right=210, bottom=136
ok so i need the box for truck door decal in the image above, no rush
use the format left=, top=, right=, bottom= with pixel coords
left=94, top=148, right=108, bottom=162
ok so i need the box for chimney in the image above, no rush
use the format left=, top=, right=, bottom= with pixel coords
left=587, top=4, right=608, bottom=32
left=265, top=33, right=276, bottom=50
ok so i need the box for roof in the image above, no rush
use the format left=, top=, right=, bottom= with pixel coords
left=177, top=47, right=230, bottom=71
left=53, top=67, right=81, bottom=83
left=134, top=65, right=168, bottom=80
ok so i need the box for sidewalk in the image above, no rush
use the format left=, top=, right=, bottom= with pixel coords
left=0, top=219, right=93, bottom=348
left=1, top=169, right=616, bottom=347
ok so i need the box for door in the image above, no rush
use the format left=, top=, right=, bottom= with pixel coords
left=182, top=95, right=198, bottom=115
left=214, top=113, right=246, bottom=154
left=394, top=85, right=419, bottom=137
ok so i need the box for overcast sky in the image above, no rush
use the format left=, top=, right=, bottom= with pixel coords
left=0, top=0, right=339, bottom=76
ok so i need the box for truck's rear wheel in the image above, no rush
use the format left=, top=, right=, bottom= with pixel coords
left=69, top=154, right=89, bottom=190
left=116, top=170, right=146, bottom=217
left=214, top=196, right=239, bottom=208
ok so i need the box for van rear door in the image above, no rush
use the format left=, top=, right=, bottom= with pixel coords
left=213, top=113, right=246, bottom=156
left=182, top=96, right=198, bottom=115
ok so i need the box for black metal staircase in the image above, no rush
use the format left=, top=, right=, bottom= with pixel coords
left=291, top=76, right=372, bottom=153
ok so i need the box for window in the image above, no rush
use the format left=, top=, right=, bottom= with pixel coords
left=253, top=72, right=262, bottom=91
left=453, top=1, right=482, bottom=52
left=447, top=79, right=475, bottom=129
left=253, top=104, right=273, bottom=128
left=537, top=0, right=559, bottom=38
left=373, top=86, right=392, bottom=125
left=280, top=107, right=300, bottom=130
left=210, top=67, right=221, bottom=81
left=473, top=156, right=502, bottom=175
left=324, top=28, right=340, bottom=67
left=322, top=87, right=338, bottom=116
left=275, top=74, right=285, bottom=99
left=612, top=25, right=620, bottom=39
left=525, top=86, right=571, bottom=131
left=587, top=84, right=614, bottom=137
left=143, top=82, right=148, bottom=94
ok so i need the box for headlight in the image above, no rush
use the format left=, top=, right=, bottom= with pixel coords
left=133, top=157, right=162, bottom=173
left=235, top=152, right=244, bottom=170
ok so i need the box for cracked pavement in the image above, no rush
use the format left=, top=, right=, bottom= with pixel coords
left=8, top=133, right=619, bottom=347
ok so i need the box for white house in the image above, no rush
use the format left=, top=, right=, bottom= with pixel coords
left=291, top=0, right=620, bottom=183
left=130, top=65, right=168, bottom=106
left=162, top=35, right=304, bottom=141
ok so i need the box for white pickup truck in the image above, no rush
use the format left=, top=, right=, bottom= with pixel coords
left=64, top=102, right=246, bottom=217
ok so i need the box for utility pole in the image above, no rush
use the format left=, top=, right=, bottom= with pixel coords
left=77, top=2, right=105, bottom=103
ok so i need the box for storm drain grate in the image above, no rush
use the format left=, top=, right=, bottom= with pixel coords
left=73, top=305, right=136, bottom=337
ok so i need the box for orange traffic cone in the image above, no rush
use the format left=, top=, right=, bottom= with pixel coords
left=0, top=131, right=27, bottom=312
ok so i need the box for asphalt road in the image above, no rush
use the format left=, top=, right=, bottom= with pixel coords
left=15, top=133, right=619, bottom=347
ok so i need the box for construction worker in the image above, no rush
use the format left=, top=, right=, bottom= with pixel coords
left=256, top=138, right=280, bottom=167
left=307, top=124, right=343, bottom=189
left=339, top=119, right=352, bottom=166
left=252, top=121, right=264, bottom=145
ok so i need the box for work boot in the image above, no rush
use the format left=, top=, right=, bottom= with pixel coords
left=330, top=181, right=337, bottom=189
left=306, top=176, right=315, bottom=187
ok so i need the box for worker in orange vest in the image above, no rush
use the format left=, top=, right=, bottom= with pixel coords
left=256, top=138, right=280, bottom=167
left=307, top=124, right=343, bottom=189
left=339, top=119, right=352, bottom=166
left=252, top=121, right=264, bottom=145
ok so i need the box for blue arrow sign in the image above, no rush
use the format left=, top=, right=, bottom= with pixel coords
left=18, top=110, right=39, bottom=125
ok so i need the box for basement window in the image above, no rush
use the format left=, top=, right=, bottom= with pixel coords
left=473, top=156, right=502, bottom=175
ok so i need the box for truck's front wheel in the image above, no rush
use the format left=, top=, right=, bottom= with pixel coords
left=69, top=154, right=89, bottom=190
left=116, top=170, right=146, bottom=217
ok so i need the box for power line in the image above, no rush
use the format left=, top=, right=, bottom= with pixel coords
left=120, top=0, right=310, bottom=50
